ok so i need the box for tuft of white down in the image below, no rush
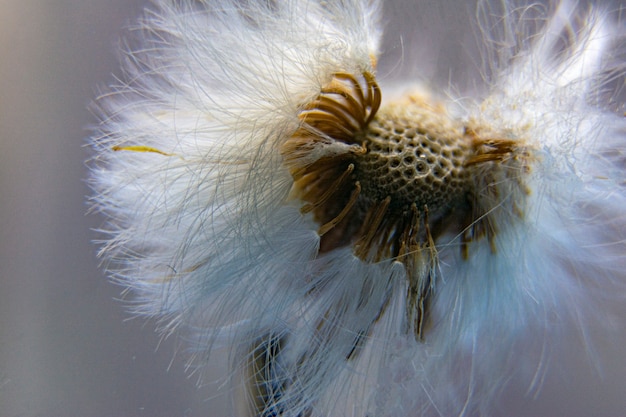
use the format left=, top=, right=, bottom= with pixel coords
left=89, top=0, right=384, bottom=413
left=88, top=0, right=626, bottom=416
left=90, top=0, right=379, bottom=325
left=371, top=2, right=626, bottom=416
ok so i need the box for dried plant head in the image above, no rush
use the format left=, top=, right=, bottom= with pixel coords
left=88, top=0, right=626, bottom=416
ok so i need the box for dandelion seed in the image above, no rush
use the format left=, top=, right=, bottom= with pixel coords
left=89, top=0, right=626, bottom=416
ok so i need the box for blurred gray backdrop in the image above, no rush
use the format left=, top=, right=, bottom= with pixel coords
left=1, top=0, right=625, bottom=416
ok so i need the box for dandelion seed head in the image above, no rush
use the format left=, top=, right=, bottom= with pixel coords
left=88, top=0, right=626, bottom=415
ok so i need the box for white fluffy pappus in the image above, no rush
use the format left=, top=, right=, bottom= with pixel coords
left=88, top=0, right=626, bottom=416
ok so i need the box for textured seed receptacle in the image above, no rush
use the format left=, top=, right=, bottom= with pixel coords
left=357, top=105, right=471, bottom=213
left=282, top=74, right=533, bottom=340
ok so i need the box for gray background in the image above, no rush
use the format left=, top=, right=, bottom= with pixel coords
left=1, top=0, right=625, bottom=416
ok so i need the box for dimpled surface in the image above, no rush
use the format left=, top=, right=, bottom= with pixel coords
left=356, top=102, right=471, bottom=212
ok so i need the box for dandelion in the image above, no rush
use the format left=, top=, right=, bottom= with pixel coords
left=89, top=0, right=626, bottom=416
